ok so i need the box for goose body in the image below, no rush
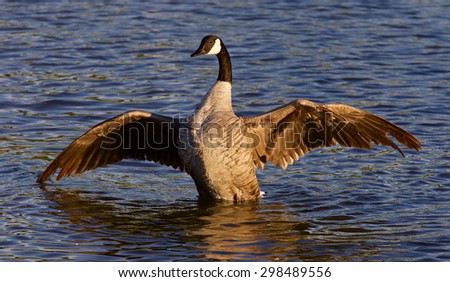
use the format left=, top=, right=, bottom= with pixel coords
left=180, top=81, right=260, bottom=201
left=38, top=35, right=421, bottom=202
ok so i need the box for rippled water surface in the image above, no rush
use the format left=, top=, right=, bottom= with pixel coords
left=1, top=0, right=449, bottom=261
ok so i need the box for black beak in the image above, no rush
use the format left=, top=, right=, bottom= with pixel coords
left=191, top=46, right=206, bottom=57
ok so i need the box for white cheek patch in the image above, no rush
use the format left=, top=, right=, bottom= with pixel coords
left=207, top=38, right=222, bottom=55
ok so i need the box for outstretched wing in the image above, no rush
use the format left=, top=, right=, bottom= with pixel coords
left=243, top=100, right=421, bottom=169
left=37, top=110, right=184, bottom=183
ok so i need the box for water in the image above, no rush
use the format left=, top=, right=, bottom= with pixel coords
left=1, top=0, right=449, bottom=261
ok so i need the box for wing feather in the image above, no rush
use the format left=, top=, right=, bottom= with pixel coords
left=243, top=100, right=421, bottom=169
left=38, top=110, right=184, bottom=183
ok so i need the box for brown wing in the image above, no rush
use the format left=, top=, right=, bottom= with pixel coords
left=37, top=110, right=184, bottom=183
left=243, top=100, right=421, bottom=169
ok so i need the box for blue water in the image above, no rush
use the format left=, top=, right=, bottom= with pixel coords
left=1, top=0, right=449, bottom=261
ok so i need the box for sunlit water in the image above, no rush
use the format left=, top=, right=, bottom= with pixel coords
left=1, top=0, right=449, bottom=261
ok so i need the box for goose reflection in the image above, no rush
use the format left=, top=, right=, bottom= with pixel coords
left=40, top=185, right=379, bottom=261
left=188, top=202, right=309, bottom=261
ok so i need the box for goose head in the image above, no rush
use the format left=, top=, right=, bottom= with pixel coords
left=191, top=35, right=232, bottom=83
left=191, top=35, right=223, bottom=57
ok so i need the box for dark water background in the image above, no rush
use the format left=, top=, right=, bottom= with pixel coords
left=1, top=0, right=449, bottom=261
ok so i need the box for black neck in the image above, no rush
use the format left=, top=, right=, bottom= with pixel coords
left=216, top=45, right=232, bottom=83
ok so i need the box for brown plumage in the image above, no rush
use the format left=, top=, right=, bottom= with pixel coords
left=38, top=35, right=421, bottom=202
left=244, top=100, right=421, bottom=170
left=37, top=111, right=184, bottom=183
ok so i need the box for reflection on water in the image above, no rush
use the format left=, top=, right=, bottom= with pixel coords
left=37, top=185, right=390, bottom=261
left=189, top=203, right=303, bottom=261
left=40, top=185, right=304, bottom=261
left=1, top=0, right=450, bottom=261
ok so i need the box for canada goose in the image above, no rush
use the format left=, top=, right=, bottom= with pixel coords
left=38, top=35, right=421, bottom=202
